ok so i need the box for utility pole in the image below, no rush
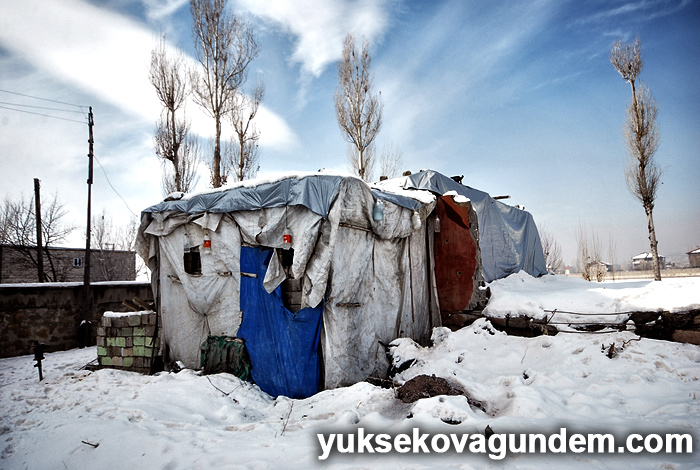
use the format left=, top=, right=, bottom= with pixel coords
left=33, top=178, right=44, bottom=282
left=80, top=107, right=94, bottom=348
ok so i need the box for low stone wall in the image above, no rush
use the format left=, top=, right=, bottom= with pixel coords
left=0, top=281, right=153, bottom=358
left=97, top=311, right=160, bottom=374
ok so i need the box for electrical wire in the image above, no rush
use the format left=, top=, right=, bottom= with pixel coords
left=0, top=88, right=89, bottom=123
left=0, top=100, right=85, bottom=113
left=0, top=88, right=86, bottom=108
left=94, top=155, right=138, bottom=217
left=0, top=104, right=86, bottom=124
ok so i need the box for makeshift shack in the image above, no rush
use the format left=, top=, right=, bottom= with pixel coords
left=136, top=170, right=546, bottom=398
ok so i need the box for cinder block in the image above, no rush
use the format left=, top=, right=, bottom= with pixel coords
left=144, top=347, right=154, bottom=358
left=97, top=346, right=107, bottom=356
left=144, top=326, right=156, bottom=337
left=133, top=346, right=145, bottom=356
left=128, top=315, right=141, bottom=326
left=119, top=327, right=133, bottom=336
left=96, top=336, right=105, bottom=347
left=101, top=316, right=111, bottom=327
left=112, top=356, right=122, bottom=367
left=106, top=337, right=115, bottom=347
left=133, top=327, right=146, bottom=337
left=101, top=356, right=113, bottom=366
left=122, top=357, right=134, bottom=368
left=122, top=347, right=133, bottom=357
left=114, top=337, right=126, bottom=348
left=96, top=327, right=106, bottom=337
left=145, top=337, right=155, bottom=348
left=133, top=336, right=145, bottom=346
left=126, top=337, right=133, bottom=347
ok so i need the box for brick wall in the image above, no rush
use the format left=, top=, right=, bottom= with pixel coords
left=0, top=245, right=136, bottom=283
left=97, top=311, right=160, bottom=374
left=0, top=281, right=153, bottom=358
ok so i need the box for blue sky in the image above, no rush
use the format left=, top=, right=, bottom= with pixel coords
left=0, top=0, right=698, bottom=268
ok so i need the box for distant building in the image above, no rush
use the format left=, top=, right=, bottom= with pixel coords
left=631, top=252, right=666, bottom=271
left=588, top=261, right=612, bottom=274
left=688, top=247, right=700, bottom=268
left=0, top=245, right=136, bottom=284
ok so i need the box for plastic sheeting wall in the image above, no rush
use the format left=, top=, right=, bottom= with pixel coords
left=137, top=176, right=440, bottom=393
left=396, top=171, right=547, bottom=282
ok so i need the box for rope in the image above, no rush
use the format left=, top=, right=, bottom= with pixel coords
left=543, top=309, right=660, bottom=317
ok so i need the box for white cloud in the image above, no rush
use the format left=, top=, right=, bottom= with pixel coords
left=234, top=0, right=393, bottom=77
left=0, top=0, right=298, bottom=146
left=0, top=0, right=161, bottom=121
left=140, top=0, right=189, bottom=22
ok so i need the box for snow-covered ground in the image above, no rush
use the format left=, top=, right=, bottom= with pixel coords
left=484, top=272, right=700, bottom=329
left=2, top=275, right=699, bottom=469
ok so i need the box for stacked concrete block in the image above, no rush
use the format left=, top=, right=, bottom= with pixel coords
left=96, top=311, right=160, bottom=374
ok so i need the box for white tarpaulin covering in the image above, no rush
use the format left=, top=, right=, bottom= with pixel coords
left=137, top=174, right=439, bottom=389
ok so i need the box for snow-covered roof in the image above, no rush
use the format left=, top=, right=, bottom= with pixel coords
left=143, top=172, right=425, bottom=219
left=687, top=247, right=700, bottom=255
left=632, top=252, right=665, bottom=260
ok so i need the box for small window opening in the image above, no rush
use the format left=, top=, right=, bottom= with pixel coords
left=184, top=246, right=202, bottom=275
left=72, top=257, right=83, bottom=268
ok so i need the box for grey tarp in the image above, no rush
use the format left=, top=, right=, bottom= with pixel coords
left=143, top=174, right=345, bottom=218
left=382, top=170, right=547, bottom=282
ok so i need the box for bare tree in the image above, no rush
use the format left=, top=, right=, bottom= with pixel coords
left=334, top=34, right=383, bottom=182
left=229, top=79, right=264, bottom=182
left=149, top=38, right=200, bottom=195
left=539, top=226, right=563, bottom=274
left=160, top=134, right=201, bottom=195
left=190, top=0, right=259, bottom=188
left=576, top=223, right=605, bottom=282
left=608, top=235, right=617, bottom=281
left=1, top=193, right=76, bottom=281
left=91, top=210, right=139, bottom=281
left=346, top=143, right=375, bottom=181
left=591, top=231, right=605, bottom=282
left=576, top=224, right=591, bottom=281
left=378, top=141, right=404, bottom=179
left=611, top=37, right=663, bottom=281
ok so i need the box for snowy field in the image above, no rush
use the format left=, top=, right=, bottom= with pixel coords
left=2, top=275, right=699, bottom=469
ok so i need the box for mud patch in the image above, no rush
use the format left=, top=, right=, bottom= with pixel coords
left=396, top=374, right=486, bottom=413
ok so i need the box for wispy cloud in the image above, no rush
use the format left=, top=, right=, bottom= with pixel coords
left=233, top=0, right=394, bottom=77
left=376, top=0, right=561, bottom=153
left=0, top=0, right=161, bottom=120
left=573, top=0, right=692, bottom=27
left=0, top=0, right=298, bottom=150
left=141, top=0, right=189, bottom=22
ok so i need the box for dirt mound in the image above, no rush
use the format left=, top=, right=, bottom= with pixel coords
left=395, top=374, right=463, bottom=403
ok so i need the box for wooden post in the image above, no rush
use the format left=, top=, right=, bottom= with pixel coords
left=33, top=178, right=44, bottom=282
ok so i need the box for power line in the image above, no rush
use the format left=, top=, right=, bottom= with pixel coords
left=93, top=155, right=138, bottom=217
left=0, top=100, right=85, bottom=114
left=0, top=104, right=87, bottom=124
left=0, top=88, right=86, bottom=109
